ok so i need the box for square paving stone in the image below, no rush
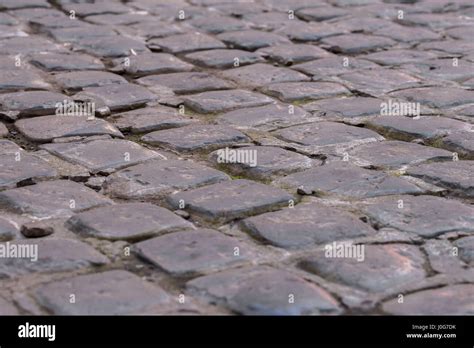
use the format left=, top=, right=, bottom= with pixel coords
left=242, top=201, right=376, bottom=249
left=182, top=89, right=274, bottom=114
left=348, top=140, right=453, bottom=169
left=34, top=270, right=170, bottom=315
left=257, top=44, right=333, bottom=65
left=167, top=179, right=293, bottom=222
left=67, top=202, right=193, bottom=242
left=321, top=34, right=396, bottom=54
left=221, top=63, right=310, bottom=88
left=61, top=2, right=131, bottom=16
left=29, top=52, right=105, bottom=71
left=0, top=91, right=72, bottom=120
left=189, top=15, right=249, bottom=34
left=73, top=84, right=157, bottom=112
left=184, top=49, right=264, bottom=69
left=15, top=115, right=123, bottom=143
left=0, top=70, right=51, bottom=92
left=439, top=131, right=474, bottom=159
left=0, top=37, right=66, bottom=55
left=360, top=49, right=439, bottom=66
left=296, top=5, right=349, bottom=21
left=48, top=26, right=116, bottom=43
left=373, top=24, right=440, bottom=43
left=53, top=71, right=128, bottom=92
left=273, top=122, right=383, bottom=153
left=210, top=145, right=316, bottom=180
left=111, top=53, right=193, bottom=77
left=118, top=21, right=184, bottom=40
left=0, top=238, right=108, bottom=278
left=292, top=57, right=378, bottom=78
left=0, top=180, right=113, bottom=218
left=389, top=87, right=474, bottom=109
left=136, top=72, right=232, bottom=95
left=134, top=228, right=259, bottom=277
left=217, top=30, right=291, bottom=51
left=303, top=97, right=382, bottom=118
left=74, top=36, right=150, bottom=58
left=365, top=116, right=472, bottom=141
left=300, top=244, right=426, bottom=293
left=244, top=11, right=301, bottom=31
left=142, top=125, right=249, bottom=152
left=104, top=159, right=230, bottom=199
left=382, top=284, right=474, bottom=315
left=188, top=266, right=341, bottom=315
left=406, top=161, right=474, bottom=198
left=109, top=106, right=195, bottom=134
left=216, top=103, right=317, bottom=131
left=41, top=139, right=160, bottom=173
left=149, top=32, right=226, bottom=54
left=360, top=195, right=474, bottom=237
left=275, top=21, right=347, bottom=42
left=275, top=161, right=422, bottom=198
left=0, top=151, right=57, bottom=189
left=262, top=82, right=351, bottom=102
left=337, top=68, right=423, bottom=97
left=400, top=59, right=474, bottom=83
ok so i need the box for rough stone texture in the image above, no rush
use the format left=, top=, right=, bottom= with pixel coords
left=104, top=159, right=230, bottom=199
left=361, top=195, right=474, bottom=237
left=53, top=71, right=128, bottom=92
left=0, top=180, right=113, bottom=218
left=300, top=244, right=426, bottom=293
left=111, top=53, right=193, bottom=77
left=185, top=49, right=264, bottom=69
left=168, top=179, right=293, bottom=222
left=149, top=32, right=226, bottom=54
left=188, top=266, right=342, bottom=315
left=0, top=217, right=17, bottom=241
left=389, top=87, right=474, bottom=109
left=439, top=131, right=474, bottom=159
left=275, top=161, right=423, bottom=198
left=292, top=57, right=378, bottom=78
left=303, top=97, right=382, bottom=118
left=67, top=202, right=193, bottom=241
left=134, top=228, right=258, bottom=277
left=321, top=34, right=396, bottom=54
left=257, top=44, right=333, bottom=65
left=34, top=270, right=170, bottom=315
left=262, top=82, right=350, bottom=102
left=29, top=52, right=105, bottom=71
left=242, top=201, right=376, bottom=249
left=0, top=91, right=72, bottom=119
left=217, top=30, right=291, bottom=51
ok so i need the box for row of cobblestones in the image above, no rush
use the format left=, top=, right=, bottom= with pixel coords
left=0, top=0, right=473, bottom=315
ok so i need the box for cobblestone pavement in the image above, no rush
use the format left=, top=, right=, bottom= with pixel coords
left=0, top=0, right=473, bottom=316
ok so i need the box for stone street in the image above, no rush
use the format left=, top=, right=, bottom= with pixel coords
left=0, top=0, right=473, bottom=316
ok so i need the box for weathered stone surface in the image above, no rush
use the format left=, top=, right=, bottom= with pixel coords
left=217, top=30, right=290, bottom=50
left=292, top=57, right=378, bottom=78
left=0, top=70, right=50, bottom=92
left=53, top=71, right=127, bottom=92
left=134, top=228, right=257, bottom=276
left=210, top=145, right=316, bottom=180
left=67, top=202, right=193, bottom=241
left=20, top=221, right=54, bottom=238
left=0, top=238, right=108, bottom=277
left=382, top=285, right=474, bottom=315
left=257, top=44, right=333, bottom=65
left=0, top=123, right=7, bottom=137
left=104, top=159, right=230, bottom=199
left=360, top=49, right=439, bottom=66
left=374, top=24, right=440, bottom=43
left=243, top=202, right=376, bottom=249
left=455, top=236, right=474, bottom=265
left=217, top=103, right=316, bottom=131
left=0, top=37, right=65, bottom=55
left=189, top=15, right=249, bottom=33
left=274, top=122, right=383, bottom=152
left=263, top=82, right=350, bottom=102
left=119, top=21, right=184, bottom=40
left=73, top=84, right=156, bottom=112
left=244, top=11, right=299, bottom=31
left=184, top=49, right=264, bottom=69
left=111, top=53, right=193, bottom=76
left=29, top=52, right=105, bottom=71
left=0, top=151, right=57, bottom=189
left=439, top=131, right=474, bottom=159
left=300, top=244, right=426, bottom=293
left=275, top=21, right=347, bottom=42
left=41, top=139, right=159, bottom=173
left=361, top=195, right=474, bottom=237
left=0, top=180, right=113, bottom=218
left=15, top=115, right=123, bottom=143
left=168, top=179, right=293, bottom=222
left=149, top=32, right=225, bottom=54
left=136, top=72, right=232, bottom=95
left=49, top=26, right=116, bottom=43
left=222, top=63, right=310, bottom=88
left=303, top=97, right=382, bottom=118
left=406, top=161, right=474, bottom=197
left=142, top=125, right=249, bottom=152
left=296, top=6, right=349, bottom=21
left=0, top=91, right=72, bottom=119
left=182, top=89, right=274, bottom=113
left=400, top=59, right=474, bottom=83
left=365, top=116, right=472, bottom=141
left=74, top=36, right=150, bottom=58
left=275, top=161, right=422, bottom=198
left=422, top=239, right=465, bottom=274
left=34, top=270, right=170, bottom=315
left=389, top=87, right=474, bottom=109
left=0, top=217, right=17, bottom=241
left=348, top=140, right=453, bottom=169
left=109, top=106, right=195, bottom=134
left=188, top=266, right=341, bottom=315
left=322, top=34, right=396, bottom=54
left=0, top=297, right=18, bottom=315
